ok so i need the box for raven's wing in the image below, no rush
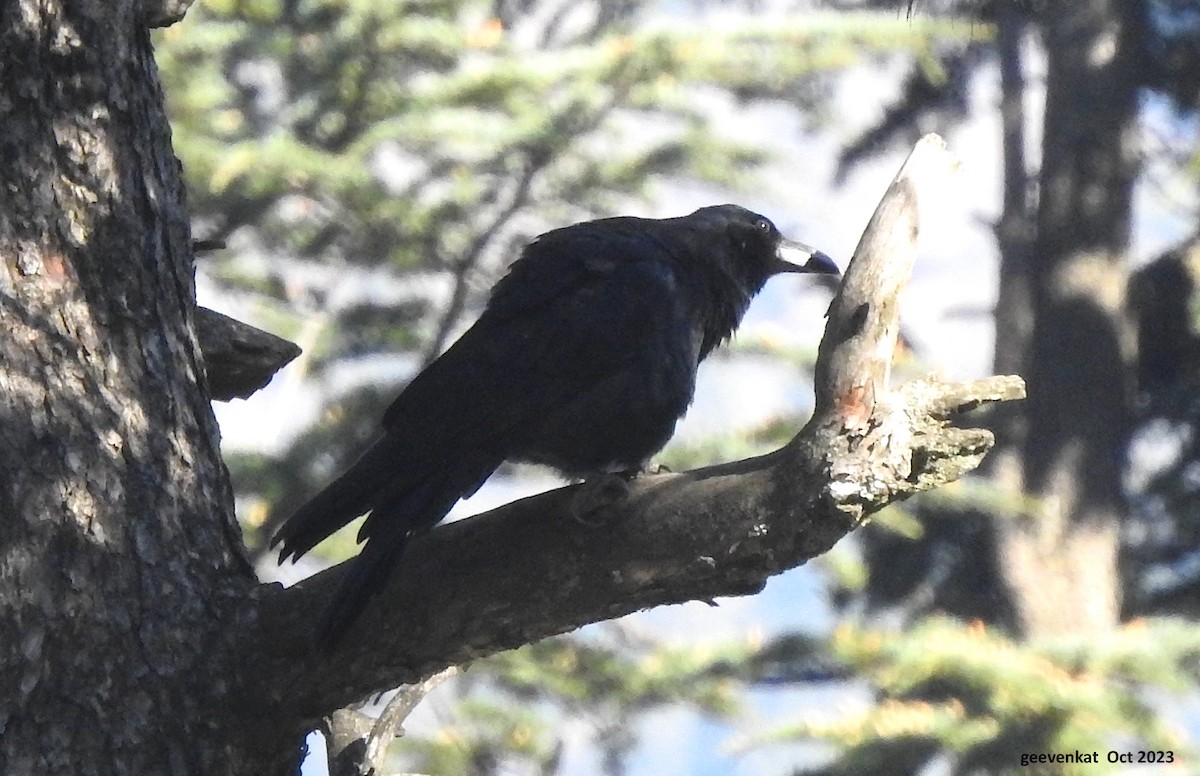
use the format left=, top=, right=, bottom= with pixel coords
left=379, top=218, right=700, bottom=460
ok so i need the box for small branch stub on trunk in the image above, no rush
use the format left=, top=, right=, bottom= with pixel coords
left=195, top=306, right=301, bottom=401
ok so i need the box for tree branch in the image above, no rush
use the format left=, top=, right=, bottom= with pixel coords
left=246, top=134, right=1025, bottom=732
left=195, top=307, right=301, bottom=401
left=141, top=0, right=193, bottom=28
left=323, top=667, right=458, bottom=776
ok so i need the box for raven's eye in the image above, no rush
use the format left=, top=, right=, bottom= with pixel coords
left=756, top=219, right=771, bottom=233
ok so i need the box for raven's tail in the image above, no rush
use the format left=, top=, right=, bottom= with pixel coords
left=271, top=433, right=407, bottom=564
left=274, top=436, right=501, bottom=651
left=313, top=525, right=411, bottom=652
left=312, top=456, right=498, bottom=651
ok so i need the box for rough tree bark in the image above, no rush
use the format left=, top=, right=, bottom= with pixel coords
left=0, top=1, right=259, bottom=773
left=0, top=4, right=1023, bottom=774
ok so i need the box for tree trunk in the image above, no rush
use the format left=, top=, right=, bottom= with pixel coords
left=0, top=2, right=271, bottom=772
left=993, top=0, right=1142, bottom=636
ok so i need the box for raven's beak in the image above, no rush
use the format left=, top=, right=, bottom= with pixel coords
left=775, top=238, right=840, bottom=276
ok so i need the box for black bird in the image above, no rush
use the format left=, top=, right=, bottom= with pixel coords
left=273, top=204, right=838, bottom=648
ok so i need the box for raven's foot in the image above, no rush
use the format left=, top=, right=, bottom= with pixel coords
left=571, top=473, right=632, bottom=526
left=615, top=462, right=671, bottom=479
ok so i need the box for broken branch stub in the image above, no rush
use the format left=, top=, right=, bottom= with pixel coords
left=799, top=133, right=1024, bottom=522
left=813, top=133, right=955, bottom=425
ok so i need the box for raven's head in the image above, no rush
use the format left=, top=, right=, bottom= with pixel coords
left=692, top=204, right=838, bottom=294
left=678, top=204, right=838, bottom=358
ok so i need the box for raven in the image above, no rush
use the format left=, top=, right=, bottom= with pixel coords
left=273, top=204, right=838, bottom=648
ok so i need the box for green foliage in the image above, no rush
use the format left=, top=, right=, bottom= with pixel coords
left=396, top=633, right=746, bottom=774
left=483, top=635, right=743, bottom=714
left=157, top=1, right=967, bottom=364
left=399, top=699, right=562, bottom=776
left=738, top=618, right=1198, bottom=775
left=657, top=426, right=781, bottom=473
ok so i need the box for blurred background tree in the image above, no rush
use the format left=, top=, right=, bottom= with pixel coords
left=155, top=0, right=1200, bottom=773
